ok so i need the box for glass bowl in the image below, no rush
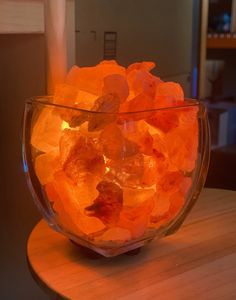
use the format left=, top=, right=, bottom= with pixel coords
left=22, top=96, right=210, bottom=257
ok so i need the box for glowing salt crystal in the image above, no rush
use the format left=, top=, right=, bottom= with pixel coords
left=45, top=171, right=105, bottom=235
left=53, top=83, right=78, bottom=107
left=127, top=67, right=162, bottom=99
left=126, top=93, right=154, bottom=112
left=168, top=192, right=185, bottom=218
left=179, top=106, right=199, bottom=127
left=60, top=129, right=105, bottom=183
left=123, top=187, right=156, bottom=207
left=149, top=193, right=170, bottom=227
left=141, top=155, right=159, bottom=187
left=118, top=198, right=154, bottom=239
left=45, top=181, right=80, bottom=234
left=127, top=61, right=156, bottom=73
left=31, top=106, right=62, bottom=153
left=85, top=181, right=123, bottom=226
left=155, top=81, right=184, bottom=107
left=66, top=60, right=125, bottom=96
left=56, top=89, right=97, bottom=128
left=105, top=153, right=144, bottom=188
left=34, top=151, right=59, bottom=185
left=99, top=124, right=139, bottom=160
left=122, top=120, right=154, bottom=155
left=158, top=171, right=185, bottom=194
left=77, top=215, right=106, bottom=235
left=75, top=90, right=97, bottom=110
left=147, top=109, right=179, bottom=133
left=88, top=93, right=120, bottom=131
left=102, top=74, right=129, bottom=102
left=59, top=129, right=80, bottom=165
left=99, top=227, right=131, bottom=242
left=77, top=121, right=101, bottom=140
left=165, top=125, right=198, bottom=172
left=61, top=121, right=70, bottom=130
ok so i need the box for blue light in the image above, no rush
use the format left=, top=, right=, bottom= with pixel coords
left=192, top=66, right=198, bottom=98
left=23, top=158, right=28, bottom=173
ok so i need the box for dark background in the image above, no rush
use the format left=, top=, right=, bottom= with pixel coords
left=0, top=34, right=48, bottom=300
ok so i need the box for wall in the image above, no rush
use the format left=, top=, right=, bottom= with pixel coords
left=0, top=2, right=73, bottom=298
left=0, top=34, right=48, bottom=300
left=75, top=0, right=194, bottom=96
left=0, top=0, right=76, bottom=69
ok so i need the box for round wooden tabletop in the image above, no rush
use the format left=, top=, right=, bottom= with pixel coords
left=27, top=188, right=236, bottom=300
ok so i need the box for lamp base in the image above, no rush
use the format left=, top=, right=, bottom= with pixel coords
left=69, top=239, right=141, bottom=259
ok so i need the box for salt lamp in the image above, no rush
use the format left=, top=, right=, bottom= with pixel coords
left=22, top=61, right=210, bottom=257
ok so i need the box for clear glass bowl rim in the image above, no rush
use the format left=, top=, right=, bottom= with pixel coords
left=26, top=95, right=202, bottom=116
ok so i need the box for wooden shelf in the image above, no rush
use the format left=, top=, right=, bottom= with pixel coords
left=207, top=36, right=236, bottom=49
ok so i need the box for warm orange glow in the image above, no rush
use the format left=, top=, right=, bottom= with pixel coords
left=31, top=60, right=198, bottom=245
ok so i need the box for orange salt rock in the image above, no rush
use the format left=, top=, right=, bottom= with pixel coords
left=34, top=151, right=60, bottom=185
left=118, top=198, right=154, bottom=239
left=118, top=94, right=155, bottom=123
left=106, top=154, right=162, bottom=189
left=122, top=120, right=154, bottom=155
left=149, top=178, right=190, bottom=227
left=155, top=81, right=184, bottom=107
left=102, top=74, right=129, bottom=102
left=138, top=130, right=154, bottom=155
left=98, top=60, right=126, bottom=77
left=88, top=93, right=120, bottom=131
left=77, top=121, right=101, bottom=141
left=54, top=100, right=87, bottom=128
left=99, top=227, right=131, bottom=242
left=54, top=87, right=97, bottom=128
left=127, top=93, right=154, bottom=112
left=165, top=124, right=198, bottom=172
left=66, top=61, right=125, bottom=96
left=118, top=213, right=148, bottom=239
left=129, top=129, right=153, bottom=156
left=127, top=61, right=156, bottom=74
left=179, top=106, right=199, bottom=127
left=127, top=69, right=161, bottom=98
left=105, top=153, right=144, bottom=188
left=152, top=133, right=170, bottom=173
left=149, top=193, right=170, bottom=226
left=159, top=171, right=185, bottom=194
left=45, top=181, right=79, bottom=234
left=168, top=192, right=185, bottom=218
left=56, top=171, right=99, bottom=215
left=45, top=173, right=105, bottom=235
left=123, top=187, right=156, bottom=207
left=77, top=214, right=106, bottom=236
left=31, top=106, right=62, bottom=153
left=61, top=90, right=97, bottom=127
left=75, top=90, right=98, bottom=110
left=65, top=110, right=88, bottom=128
left=60, top=129, right=105, bottom=183
left=53, top=83, right=78, bottom=107
left=140, top=155, right=159, bottom=187
left=152, top=133, right=167, bottom=154
left=99, top=124, right=139, bottom=160
left=85, top=181, right=123, bottom=226
left=59, top=129, right=80, bottom=165
left=147, top=109, right=179, bottom=133
left=179, top=176, right=192, bottom=196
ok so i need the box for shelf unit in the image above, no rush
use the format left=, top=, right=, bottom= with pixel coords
left=199, top=0, right=236, bottom=98
left=207, top=34, right=236, bottom=49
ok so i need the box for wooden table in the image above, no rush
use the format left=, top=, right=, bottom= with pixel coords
left=27, top=188, right=236, bottom=300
